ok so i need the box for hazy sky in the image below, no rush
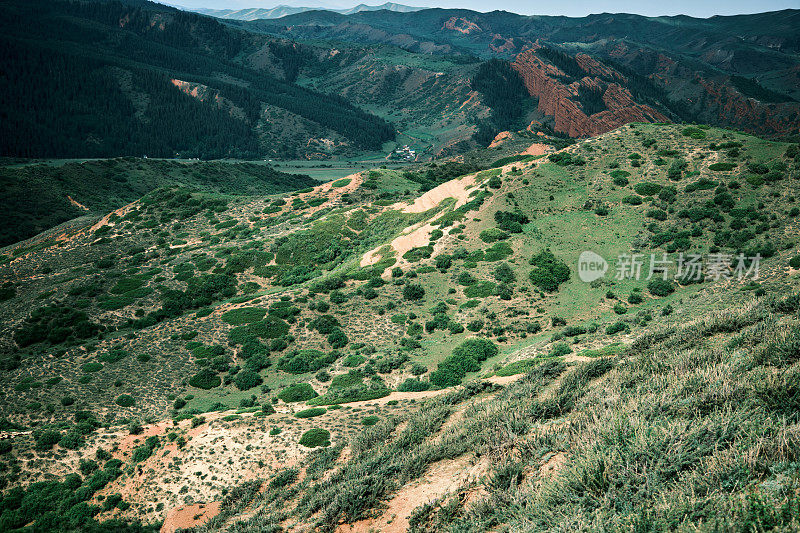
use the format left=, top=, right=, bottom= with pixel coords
left=169, top=0, right=800, bottom=17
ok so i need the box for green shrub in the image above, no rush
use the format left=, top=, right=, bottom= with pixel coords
left=648, top=279, right=676, bottom=297
left=709, top=162, right=737, bottom=171
left=403, top=284, right=425, bottom=301
left=342, top=354, right=365, bottom=367
left=308, top=382, right=390, bottom=405
left=467, top=319, right=484, bottom=332
left=81, top=362, right=103, bottom=373
left=484, top=242, right=513, bottom=261
left=331, top=370, right=363, bottom=389
left=295, top=407, right=326, bottom=419
left=493, top=262, right=516, bottom=284
left=362, top=416, right=380, bottom=426
left=479, top=228, right=509, bottom=243
left=98, top=348, right=128, bottom=364
left=622, top=195, right=643, bottom=205
left=606, top=321, right=628, bottom=335
left=327, top=328, right=349, bottom=349
left=529, top=249, right=570, bottom=292
left=634, top=182, right=662, bottom=196
left=233, top=370, right=263, bottom=391
left=398, top=378, right=431, bottom=392
left=494, top=211, right=529, bottom=233
left=430, top=338, right=499, bottom=387
left=790, top=255, right=800, bottom=269
left=228, top=316, right=289, bottom=343
left=563, top=325, right=586, bottom=337
left=269, top=468, right=298, bottom=489
left=114, top=395, right=135, bottom=407
left=682, top=126, right=706, bottom=139
left=278, top=350, right=338, bottom=374
left=188, top=369, right=221, bottom=390
left=14, top=304, right=102, bottom=347
left=299, top=428, right=330, bottom=448
left=221, top=307, right=266, bottom=325
left=465, top=281, right=497, bottom=298
left=279, top=383, right=318, bottom=403
left=550, top=342, right=573, bottom=357
left=610, top=169, right=630, bottom=182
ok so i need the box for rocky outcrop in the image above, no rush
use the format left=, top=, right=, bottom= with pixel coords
left=696, top=77, right=800, bottom=137
left=512, top=50, right=668, bottom=137
left=442, top=17, right=481, bottom=34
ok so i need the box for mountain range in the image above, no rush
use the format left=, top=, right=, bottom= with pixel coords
left=1, top=0, right=799, bottom=160
left=193, top=2, right=424, bottom=20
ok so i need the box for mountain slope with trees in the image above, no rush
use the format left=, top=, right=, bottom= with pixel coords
left=0, top=0, right=395, bottom=159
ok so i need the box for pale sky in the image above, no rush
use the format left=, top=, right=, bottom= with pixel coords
left=168, top=0, right=800, bottom=18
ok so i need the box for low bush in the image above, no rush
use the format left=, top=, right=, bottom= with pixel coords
left=81, top=362, right=103, bottom=373
left=550, top=342, right=573, bottom=357
left=648, top=279, right=675, bottom=297
left=398, top=378, right=431, bottom=392
left=299, top=428, right=330, bottom=448
left=622, top=195, right=643, bottom=205
left=114, top=394, right=135, bottom=407
left=529, top=249, right=570, bottom=292
left=634, top=182, right=662, bottom=196
left=709, top=162, right=737, bottom=172
left=189, top=369, right=221, bottom=390
left=465, top=281, right=497, bottom=298
left=403, top=284, right=425, bottom=301
left=430, top=338, right=499, bottom=387
left=479, top=228, right=509, bottom=243
left=295, top=407, right=326, bottom=419
left=279, top=383, right=318, bottom=403
left=234, top=369, right=263, bottom=391
left=221, top=307, right=266, bottom=325
left=278, top=349, right=338, bottom=374
left=606, top=321, right=628, bottom=335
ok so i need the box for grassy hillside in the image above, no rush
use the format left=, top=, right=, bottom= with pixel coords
left=0, top=124, right=798, bottom=530
left=0, top=158, right=317, bottom=247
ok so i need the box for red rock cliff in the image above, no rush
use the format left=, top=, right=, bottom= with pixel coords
left=512, top=50, right=668, bottom=137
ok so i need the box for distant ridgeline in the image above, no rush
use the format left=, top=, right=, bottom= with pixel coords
left=0, top=0, right=394, bottom=159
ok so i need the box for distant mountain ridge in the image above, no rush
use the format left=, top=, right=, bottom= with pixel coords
left=236, top=7, right=800, bottom=138
left=195, top=2, right=424, bottom=20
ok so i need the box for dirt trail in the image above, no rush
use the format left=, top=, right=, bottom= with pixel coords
left=342, top=454, right=478, bottom=533
left=395, top=173, right=476, bottom=214
left=67, top=195, right=89, bottom=211
left=360, top=172, right=478, bottom=271
left=161, top=501, right=220, bottom=533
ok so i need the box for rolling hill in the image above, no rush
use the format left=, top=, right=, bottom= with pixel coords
left=0, top=158, right=318, bottom=247
left=0, top=124, right=798, bottom=530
